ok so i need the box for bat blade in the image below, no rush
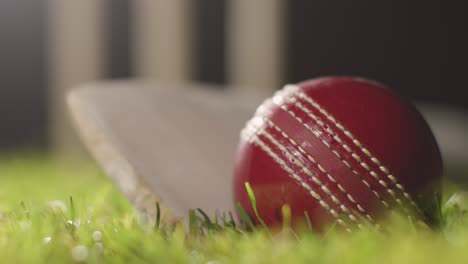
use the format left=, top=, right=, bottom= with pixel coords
left=68, top=80, right=264, bottom=223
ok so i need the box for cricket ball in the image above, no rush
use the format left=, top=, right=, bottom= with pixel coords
left=233, top=77, right=442, bottom=232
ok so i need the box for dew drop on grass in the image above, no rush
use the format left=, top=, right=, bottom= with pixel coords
left=66, top=219, right=81, bottom=229
left=71, top=245, right=89, bottom=262
left=92, top=230, right=102, bottom=241
left=43, top=236, right=52, bottom=244
left=47, top=200, right=67, bottom=213
left=74, top=219, right=81, bottom=228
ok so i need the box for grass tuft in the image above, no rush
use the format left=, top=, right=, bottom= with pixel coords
left=0, top=155, right=467, bottom=263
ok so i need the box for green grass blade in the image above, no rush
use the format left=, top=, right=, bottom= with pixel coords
left=236, top=202, right=255, bottom=231
left=154, top=202, right=161, bottom=231
left=69, top=196, right=75, bottom=221
left=282, top=204, right=292, bottom=231
left=245, top=182, right=271, bottom=236
left=189, top=209, right=198, bottom=236
left=228, top=211, right=237, bottom=229
left=304, top=211, right=313, bottom=232
left=196, top=208, right=215, bottom=231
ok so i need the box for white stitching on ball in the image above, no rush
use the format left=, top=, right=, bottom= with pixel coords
left=295, top=88, right=422, bottom=215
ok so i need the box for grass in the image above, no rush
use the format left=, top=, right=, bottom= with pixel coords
left=0, top=155, right=468, bottom=263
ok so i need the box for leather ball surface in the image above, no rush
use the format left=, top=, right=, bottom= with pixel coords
left=233, top=77, right=442, bottom=232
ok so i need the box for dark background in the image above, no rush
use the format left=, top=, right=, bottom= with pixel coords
left=0, top=0, right=466, bottom=150
left=0, top=0, right=48, bottom=149
left=286, top=1, right=468, bottom=108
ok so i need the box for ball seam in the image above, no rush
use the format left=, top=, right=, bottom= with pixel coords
left=260, top=125, right=361, bottom=227
left=241, top=123, right=353, bottom=232
left=262, top=117, right=374, bottom=223
left=274, top=93, right=393, bottom=213
left=294, top=88, right=422, bottom=215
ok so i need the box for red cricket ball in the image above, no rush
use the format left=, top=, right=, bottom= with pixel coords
left=233, top=77, right=442, bottom=232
